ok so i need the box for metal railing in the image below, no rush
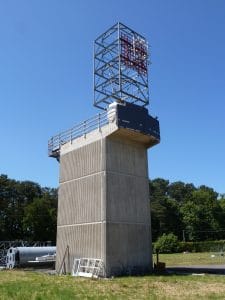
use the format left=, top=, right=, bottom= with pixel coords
left=48, top=110, right=116, bottom=157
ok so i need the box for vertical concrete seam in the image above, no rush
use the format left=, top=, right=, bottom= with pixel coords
left=102, top=137, right=107, bottom=267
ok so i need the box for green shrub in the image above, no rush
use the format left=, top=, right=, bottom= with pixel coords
left=178, top=240, right=225, bottom=253
left=153, top=238, right=225, bottom=253
left=154, top=233, right=179, bottom=253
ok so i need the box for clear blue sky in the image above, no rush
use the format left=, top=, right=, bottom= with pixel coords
left=0, top=0, right=224, bottom=194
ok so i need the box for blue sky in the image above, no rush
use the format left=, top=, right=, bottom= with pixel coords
left=0, top=0, right=224, bottom=194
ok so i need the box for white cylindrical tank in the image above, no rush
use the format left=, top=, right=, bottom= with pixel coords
left=107, top=101, right=118, bottom=122
left=6, top=246, right=56, bottom=269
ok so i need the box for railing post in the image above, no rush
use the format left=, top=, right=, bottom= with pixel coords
left=116, top=106, right=118, bottom=126
left=84, top=121, right=86, bottom=138
left=98, top=113, right=101, bottom=132
left=58, top=134, right=61, bottom=148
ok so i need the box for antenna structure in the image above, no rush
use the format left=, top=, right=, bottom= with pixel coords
left=94, top=22, right=150, bottom=110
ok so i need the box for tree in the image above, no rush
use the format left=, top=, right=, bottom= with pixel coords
left=150, top=179, right=169, bottom=240
left=180, top=187, right=223, bottom=241
left=23, top=194, right=57, bottom=242
left=154, top=233, right=179, bottom=253
left=168, top=181, right=195, bottom=203
left=0, top=174, right=57, bottom=241
left=150, top=178, right=183, bottom=240
left=150, top=178, right=224, bottom=242
left=149, top=178, right=169, bottom=201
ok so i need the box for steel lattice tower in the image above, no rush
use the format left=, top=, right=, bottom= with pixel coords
left=94, top=22, right=149, bottom=110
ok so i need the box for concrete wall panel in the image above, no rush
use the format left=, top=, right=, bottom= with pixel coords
left=106, top=223, right=151, bottom=276
left=106, top=173, right=150, bottom=223
left=106, top=138, right=148, bottom=177
left=60, top=139, right=105, bottom=183
left=56, top=223, right=105, bottom=272
left=57, top=173, right=103, bottom=226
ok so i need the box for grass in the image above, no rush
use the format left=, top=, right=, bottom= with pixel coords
left=154, top=252, right=225, bottom=266
left=1, top=270, right=225, bottom=299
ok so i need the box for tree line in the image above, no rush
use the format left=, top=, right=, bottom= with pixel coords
left=0, top=174, right=224, bottom=243
left=150, top=178, right=225, bottom=242
left=0, top=174, right=57, bottom=242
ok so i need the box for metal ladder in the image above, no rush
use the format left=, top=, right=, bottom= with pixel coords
left=72, top=258, right=105, bottom=278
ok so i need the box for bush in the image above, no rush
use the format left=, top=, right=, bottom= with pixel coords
left=178, top=240, right=225, bottom=253
left=154, top=233, right=179, bottom=253
left=153, top=238, right=225, bottom=253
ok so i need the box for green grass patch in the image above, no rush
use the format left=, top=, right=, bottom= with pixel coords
left=1, top=270, right=225, bottom=299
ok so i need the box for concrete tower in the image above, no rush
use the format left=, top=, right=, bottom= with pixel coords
left=48, top=23, right=160, bottom=277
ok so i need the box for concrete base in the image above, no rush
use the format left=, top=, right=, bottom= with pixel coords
left=56, top=123, right=154, bottom=276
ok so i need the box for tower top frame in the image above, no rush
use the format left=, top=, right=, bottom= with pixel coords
left=94, top=22, right=150, bottom=110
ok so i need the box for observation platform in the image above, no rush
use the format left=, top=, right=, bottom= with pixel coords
left=48, top=102, right=160, bottom=160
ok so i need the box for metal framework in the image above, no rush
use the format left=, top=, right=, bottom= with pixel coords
left=94, top=22, right=150, bottom=110
left=72, top=258, right=105, bottom=278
